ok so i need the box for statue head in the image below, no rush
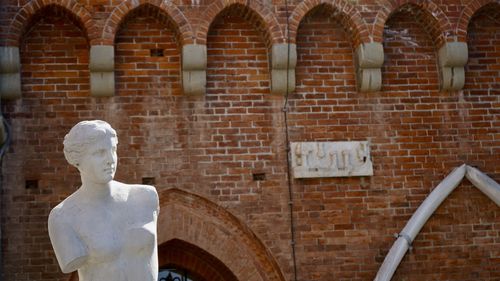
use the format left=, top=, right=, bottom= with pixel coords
left=63, top=120, right=118, bottom=183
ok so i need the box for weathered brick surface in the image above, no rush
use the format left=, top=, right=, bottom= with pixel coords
left=1, top=7, right=89, bottom=281
left=392, top=7, right=500, bottom=279
left=0, top=1, right=499, bottom=281
left=291, top=7, right=380, bottom=281
left=462, top=3, right=500, bottom=172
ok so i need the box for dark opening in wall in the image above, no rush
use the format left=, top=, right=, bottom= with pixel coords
left=25, top=179, right=39, bottom=189
left=252, top=173, right=266, bottom=181
left=150, top=49, right=164, bottom=57
left=142, top=177, right=156, bottom=185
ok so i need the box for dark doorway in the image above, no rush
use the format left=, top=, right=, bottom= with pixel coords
left=158, top=239, right=239, bottom=281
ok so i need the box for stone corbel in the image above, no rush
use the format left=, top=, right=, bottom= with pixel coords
left=0, top=46, right=22, bottom=99
left=355, top=43, right=384, bottom=92
left=271, top=43, right=296, bottom=95
left=90, top=45, right=115, bottom=97
left=438, top=42, right=468, bottom=91
left=182, top=44, right=207, bottom=96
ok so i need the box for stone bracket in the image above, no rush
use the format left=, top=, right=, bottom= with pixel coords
left=271, top=43, right=296, bottom=96
left=182, top=44, right=207, bottom=96
left=90, top=45, right=115, bottom=97
left=290, top=141, right=373, bottom=178
left=355, top=43, right=384, bottom=92
left=438, top=42, right=468, bottom=91
left=0, top=46, right=22, bottom=99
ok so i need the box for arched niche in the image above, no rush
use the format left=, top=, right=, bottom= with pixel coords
left=19, top=4, right=91, bottom=98
left=159, top=239, right=238, bottom=281
left=464, top=2, right=500, bottom=93
left=6, top=0, right=94, bottom=46
left=462, top=2, right=500, bottom=169
left=289, top=0, right=369, bottom=47
left=195, top=0, right=283, bottom=46
left=103, top=0, right=193, bottom=46
left=205, top=2, right=272, bottom=94
left=158, top=188, right=285, bottom=281
left=382, top=3, right=440, bottom=93
left=114, top=3, right=182, bottom=97
left=456, top=0, right=500, bottom=42
left=292, top=3, right=358, bottom=140
left=372, top=0, right=450, bottom=47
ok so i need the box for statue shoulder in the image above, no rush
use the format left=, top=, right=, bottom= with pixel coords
left=127, top=184, right=159, bottom=210
left=48, top=194, right=80, bottom=226
left=48, top=204, right=64, bottom=226
left=47, top=196, right=88, bottom=273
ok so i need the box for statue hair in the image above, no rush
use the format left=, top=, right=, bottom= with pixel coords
left=63, top=120, right=117, bottom=168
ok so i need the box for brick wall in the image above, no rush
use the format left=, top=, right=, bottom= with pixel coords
left=0, top=1, right=499, bottom=281
left=387, top=5, right=500, bottom=281
left=1, top=7, right=89, bottom=280
left=463, top=3, right=500, bottom=170
left=292, top=7, right=372, bottom=281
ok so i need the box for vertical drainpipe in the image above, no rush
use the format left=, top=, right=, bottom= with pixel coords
left=281, top=0, right=299, bottom=278
left=0, top=46, right=17, bottom=159
left=0, top=110, right=8, bottom=279
left=0, top=46, right=18, bottom=279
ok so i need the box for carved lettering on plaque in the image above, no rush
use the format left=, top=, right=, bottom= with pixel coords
left=290, top=141, right=373, bottom=178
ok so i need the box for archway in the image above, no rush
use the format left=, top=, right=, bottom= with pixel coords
left=159, top=239, right=238, bottom=281
left=158, top=188, right=286, bottom=281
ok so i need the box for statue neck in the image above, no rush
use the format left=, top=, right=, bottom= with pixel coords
left=79, top=178, right=114, bottom=201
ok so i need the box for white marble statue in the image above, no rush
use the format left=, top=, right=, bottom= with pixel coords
left=48, top=120, right=159, bottom=281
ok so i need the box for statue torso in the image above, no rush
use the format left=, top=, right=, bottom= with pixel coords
left=50, top=182, right=158, bottom=281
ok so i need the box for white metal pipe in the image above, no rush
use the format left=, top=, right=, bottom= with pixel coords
left=374, top=238, right=409, bottom=281
left=400, top=164, right=466, bottom=240
left=374, top=164, right=467, bottom=281
left=465, top=166, right=500, bottom=206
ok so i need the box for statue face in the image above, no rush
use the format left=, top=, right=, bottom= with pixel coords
left=78, top=135, right=118, bottom=184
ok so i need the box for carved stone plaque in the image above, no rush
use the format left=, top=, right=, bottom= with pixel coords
left=290, top=141, right=373, bottom=178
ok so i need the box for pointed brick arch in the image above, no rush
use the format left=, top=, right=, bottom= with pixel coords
left=372, top=0, right=451, bottom=47
left=159, top=239, right=238, bottom=281
left=158, top=188, right=285, bottom=281
left=456, top=0, right=500, bottom=42
left=6, top=0, right=95, bottom=46
left=102, top=0, right=193, bottom=46
left=195, top=0, right=284, bottom=47
left=288, top=0, right=369, bottom=47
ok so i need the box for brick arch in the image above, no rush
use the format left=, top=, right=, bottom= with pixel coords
left=102, top=0, right=193, bottom=45
left=456, top=0, right=500, bottom=42
left=195, top=0, right=284, bottom=47
left=288, top=0, right=369, bottom=47
left=159, top=239, right=238, bottom=281
left=372, top=0, right=451, bottom=47
left=158, top=188, right=286, bottom=281
left=6, top=0, right=95, bottom=46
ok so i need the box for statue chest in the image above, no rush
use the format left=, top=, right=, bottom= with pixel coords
left=75, top=205, right=156, bottom=264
